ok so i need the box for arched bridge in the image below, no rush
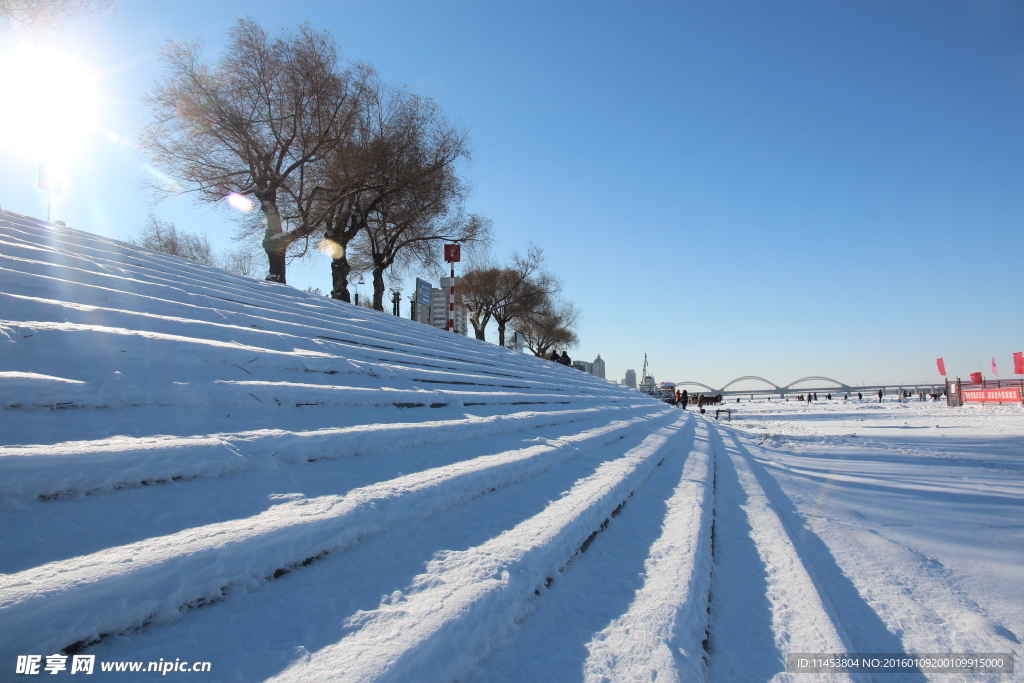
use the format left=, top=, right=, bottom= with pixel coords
left=671, top=375, right=940, bottom=396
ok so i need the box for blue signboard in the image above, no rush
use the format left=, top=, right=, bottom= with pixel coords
left=416, top=278, right=432, bottom=307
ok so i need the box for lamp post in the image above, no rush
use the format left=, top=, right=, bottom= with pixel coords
left=390, top=287, right=402, bottom=316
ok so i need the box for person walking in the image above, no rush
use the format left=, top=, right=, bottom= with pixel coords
left=681, top=388, right=688, bottom=410
left=878, top=388, right=883, bottom=403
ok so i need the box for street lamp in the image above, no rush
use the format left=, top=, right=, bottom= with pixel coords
left=390, top=287, right=402, bottom=316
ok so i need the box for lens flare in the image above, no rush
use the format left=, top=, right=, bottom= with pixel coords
left=142, top=164, right=183, bottom=192
left=318, top=238, right=344, bottom=260
left=226, top=193, right=255, bottom=212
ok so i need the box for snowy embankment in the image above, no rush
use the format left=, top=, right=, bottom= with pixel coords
left=0, top=211, right=713, bottom=680
left=3, top=210, right=1022, bottom=682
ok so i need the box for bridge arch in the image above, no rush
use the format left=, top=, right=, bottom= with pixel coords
left=672, top=381, right=717, bottom=393
left=720, top=375, right=782, bottom=392
left=783, top=376, right=851, bottom=390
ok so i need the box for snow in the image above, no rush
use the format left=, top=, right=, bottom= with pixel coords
left=1, top=209, right=1021, bottom=681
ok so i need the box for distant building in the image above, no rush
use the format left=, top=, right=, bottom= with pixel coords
left=623, top=369, right=637, bottom=388
left=429, top=277, right=468, bottom=335
left=572, top=355, right=606, bottom=379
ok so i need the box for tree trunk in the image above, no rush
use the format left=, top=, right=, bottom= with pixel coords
left=264, top=246, right=287, bottom=284
left=496, top=318, right=507, bottom=347
left=467, top=309, right=488, bottom=340
left=325, top=208, right=361, bottom=303
left=261, top=199, right=288, bottom=284
left=330, top=256, right=352, bottom=302
left=371, top=264, right=387, bottom=311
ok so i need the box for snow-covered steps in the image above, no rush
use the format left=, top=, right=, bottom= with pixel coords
left=0, top=404, right=653, bottom=506
left=0, top=410, right=675, bottom=659
left=5, top=210, right=724, bottom=679
left=582, top=416, right=715, bottom=683
left=1, top=213, right=634, bottom=414
left=270, top=411, right=693, bottom=682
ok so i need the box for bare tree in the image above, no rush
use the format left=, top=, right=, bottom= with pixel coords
left=458, top=265, right=501, bottom=340
left=315, top=84, right=486, bottom=306
left=219, top=245, right=262, bottom=278
left=460, top=245, right=558, bottom=347
left=130, top=213, right=215, bottom=265
left=139, top=18, right=366, bottom=284
left=516, top=298, right=581, bottom=358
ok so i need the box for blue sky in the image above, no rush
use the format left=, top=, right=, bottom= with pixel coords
left=1, top=1, right=1022, bottom=389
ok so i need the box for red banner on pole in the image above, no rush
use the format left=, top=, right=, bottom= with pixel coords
left=1014, top=352, right=1024, bottom=375
left=969, top=372, right=983, bottom=383
left=992, top=357, right=999, bottom=376
left=936, top=358, right=946, bottom=376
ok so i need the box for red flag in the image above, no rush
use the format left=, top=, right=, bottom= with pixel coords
left=1014, top=352, right=1024, bottom=374
left=992, top=357, right=999, bottom=376
left=970, top=372, right=983, bottom=383
left=936, top=358, right=946, bottom=376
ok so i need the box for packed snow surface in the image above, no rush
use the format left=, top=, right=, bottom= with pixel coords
left=1, top=210, right=1021, bottom=681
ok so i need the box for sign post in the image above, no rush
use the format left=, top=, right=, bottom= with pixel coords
left=443, top=244, right=460, bottom=333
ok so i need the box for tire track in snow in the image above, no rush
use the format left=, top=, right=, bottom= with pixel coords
left=703, top=417, right=860, bottom=683
left=0, top=410, right=673, bottom=659
left=269, top=413, right=691, bottom=683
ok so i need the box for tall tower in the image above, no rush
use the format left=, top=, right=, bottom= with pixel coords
left=624, top=369, right=636, bottom=388
left=592, top=354, right=606, bottom=379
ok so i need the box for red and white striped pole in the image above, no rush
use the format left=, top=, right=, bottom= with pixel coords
left=444, top=244, right=461, bottom=334
left=448, top=259, right=455, bottom=333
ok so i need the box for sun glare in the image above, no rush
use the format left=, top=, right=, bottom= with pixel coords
left=0, top=44, right=100, bottom=167
left=226, top=193, right=255, bottom=212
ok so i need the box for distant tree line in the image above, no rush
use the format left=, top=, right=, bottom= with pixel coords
left=140, top=18, right=489, bottom=311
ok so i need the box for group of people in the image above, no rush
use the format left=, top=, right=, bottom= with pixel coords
left=674, top=388, right=689, bottom=409
left=547, top=350, right=572, bottom=366
left=670, top=389, right=721, bottom=411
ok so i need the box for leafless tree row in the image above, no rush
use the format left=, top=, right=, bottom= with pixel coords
left=139, top=18, right=489, bottom=310
left=457, top=245, right=580, bottom=356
